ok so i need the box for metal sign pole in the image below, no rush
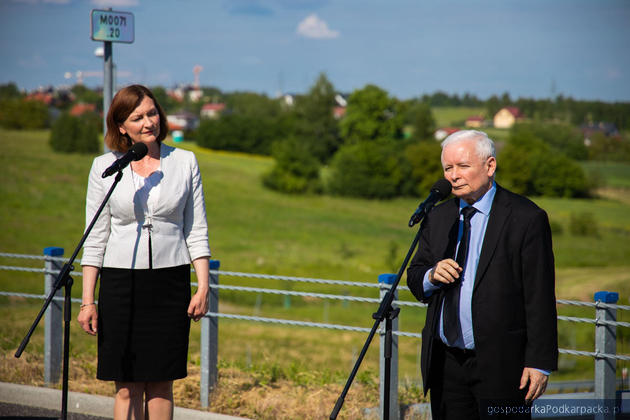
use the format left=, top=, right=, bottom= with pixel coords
left=91, top=8, right=134, bottom=153
left=103, top=40, right=112, bottom=153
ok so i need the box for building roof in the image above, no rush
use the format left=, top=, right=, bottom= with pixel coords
left=26, top=92, right=54, bottom=105
left=501, top=107, right=522, bottom=117
left=201, top=103, right=226, bottom=112
left=69, top=102, right=96, bottom=116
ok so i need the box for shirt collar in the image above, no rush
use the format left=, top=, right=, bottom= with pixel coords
left=459, top=181, right=496, bottom=216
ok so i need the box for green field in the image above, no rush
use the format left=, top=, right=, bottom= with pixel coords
left=581, top=161, right=630, bottom=189
left=1, top=129, right=629, bottom=408
left=431, top=106, right=485, bottom=128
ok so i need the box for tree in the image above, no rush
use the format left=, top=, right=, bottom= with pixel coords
left=486, top=95, right=501, bottom=119
left=406, top=102, right=436, bottom=141
left=340, top=85, right=404, bottom=144
left=196, top=113, right=291, bottom=155
left=224, top=91, right=282, bottom=119
left=405, top=141, right=444, bottom=195
left=150, top=86, right=179, bottom=114
left=293, top=73, right=341, bottom=162
left=71, top=85, right=102, bottom=112
left=498, top=127, right=589, bottom=198
left=0, top=83, right=22, bottom=100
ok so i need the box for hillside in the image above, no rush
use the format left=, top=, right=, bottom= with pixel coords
left=1, top=129, right=629, bottom=417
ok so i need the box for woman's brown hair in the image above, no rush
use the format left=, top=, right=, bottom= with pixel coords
left=104, top=84, right=168, bottom=152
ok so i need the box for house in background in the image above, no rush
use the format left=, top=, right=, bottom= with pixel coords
left=465, top=115, right=485, bottom=128
left=434, top=127, right=460, bottom=141
left=69, top=102, right=96, bottom=116
left=333, top=93, right=348, bottom=119
left=333, top=106, right=346, bottom=119
left=167, top=112, right=199, bottom=131
left=581, top=122, right=619, bottom=146
left=493, top=107, right=523, bottom=129
left=200, top=103, right=226, bottom=119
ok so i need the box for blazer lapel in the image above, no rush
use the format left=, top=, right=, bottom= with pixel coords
left=473, top=185, right=511, bottom=292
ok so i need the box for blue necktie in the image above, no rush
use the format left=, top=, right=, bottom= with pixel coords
left=443, top=206, right=477, bottom=345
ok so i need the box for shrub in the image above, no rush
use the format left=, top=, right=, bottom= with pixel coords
left=587, top=132, right=630, bottom=162
left=0, top=98, right=49, bottom=129
left=513, top=122, right=588, bottom=160
left=196, top=114, right=289, bottom=155
left=262, top=138, right=322, bottom=194
left=549, top=219, right=564, bottom=236
left=49, top=112, right=99, bottom=154
left=569, top=212, right=599, bottom=237
left=326, top=140, right=412, bottom=199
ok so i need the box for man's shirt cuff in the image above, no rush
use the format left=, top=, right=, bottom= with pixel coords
left=533, top=368, right=550, bottom=376
left=423, top=269, right=440, bottom=297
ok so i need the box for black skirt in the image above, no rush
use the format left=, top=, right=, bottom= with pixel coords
left=97, top=265, right=191, bottom=382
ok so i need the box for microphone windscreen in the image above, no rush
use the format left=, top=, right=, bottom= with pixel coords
left=130, top=142, right=149, bottom=160
left=431, top=178, right=452, bottom=199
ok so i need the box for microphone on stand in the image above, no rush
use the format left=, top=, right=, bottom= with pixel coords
left=102, top=142, right=148, bottom=178
left=408, top=178, right=452, bottom=227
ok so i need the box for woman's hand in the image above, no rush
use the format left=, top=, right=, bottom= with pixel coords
left=77, top=304, right=98, bottom=335
left=187, top=289, right=209, bottom=322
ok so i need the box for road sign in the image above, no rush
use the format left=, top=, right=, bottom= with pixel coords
left=91, top=9, right=134, bottom=43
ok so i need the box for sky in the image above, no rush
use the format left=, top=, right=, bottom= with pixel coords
left=1, top=0, right=629, bottom=102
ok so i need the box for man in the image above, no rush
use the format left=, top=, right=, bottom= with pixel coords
left=407, top=130, right=558, bottom=419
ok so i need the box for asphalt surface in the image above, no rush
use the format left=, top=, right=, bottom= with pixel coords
left=0, top=382, right=248, bottom=420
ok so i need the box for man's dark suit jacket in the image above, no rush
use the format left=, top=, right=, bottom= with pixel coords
left=407, top=184, right=558, bottom=398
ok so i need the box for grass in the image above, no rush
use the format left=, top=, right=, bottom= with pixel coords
left=431, top=106, right=486, bottom=128
left=1, top=128, right=630, bottom=417
left=430, top=107, right=510, bottom=144
left=581, top=161, right=630, bottom=189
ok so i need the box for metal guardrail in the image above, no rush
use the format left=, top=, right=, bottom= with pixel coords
left=1, top=250, right=629, bottom=418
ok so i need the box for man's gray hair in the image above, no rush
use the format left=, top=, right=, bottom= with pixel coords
left=441, top=130, right=496, bottom=160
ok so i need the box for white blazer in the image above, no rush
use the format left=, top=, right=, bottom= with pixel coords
left=81, top=143, right=211, bottom=269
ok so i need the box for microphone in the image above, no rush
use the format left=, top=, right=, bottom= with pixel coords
left=408, top=178, right=452, bottom=227
left=101, top=142, right=148, bottom=178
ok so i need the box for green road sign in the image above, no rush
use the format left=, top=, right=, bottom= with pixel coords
left=91, top=9, right=134, bottom=43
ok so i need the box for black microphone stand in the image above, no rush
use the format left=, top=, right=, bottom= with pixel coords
left=15, top=170, right=124, bottom=420
left=330, top=205, right=432, bottom=420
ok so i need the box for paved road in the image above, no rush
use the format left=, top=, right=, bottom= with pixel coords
left=0, top=401, right=107, bottom=419
left=0, top=382, right=247, bottom=420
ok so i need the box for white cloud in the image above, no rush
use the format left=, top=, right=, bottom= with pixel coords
left=91, top=0, right=139, bottom=7
left=296, top=14, right=339, bottom=39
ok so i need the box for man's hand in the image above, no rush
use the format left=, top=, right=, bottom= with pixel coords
left=429, top=259, right=462, bottom=285
left=519, top=367, right=548, bottom=403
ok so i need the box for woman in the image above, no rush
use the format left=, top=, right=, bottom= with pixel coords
left=77, top=85, right=210, bottom=420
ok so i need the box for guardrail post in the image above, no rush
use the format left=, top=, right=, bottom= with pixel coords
left=43, top=246, right=64, bottom=385
left=201, top=259, right=220, bottom=409
left=594, top=290, right=618, bottom=420
left=379, top=273, right=399, bottom=420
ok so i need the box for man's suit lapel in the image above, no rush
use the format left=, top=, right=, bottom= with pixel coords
left=473, top=185, right=511, bottom=293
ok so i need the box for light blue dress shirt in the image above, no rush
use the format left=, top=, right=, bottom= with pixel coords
left=422, top=182, right=496, bottom=350
left=421, top=182, right=550, bottom=376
